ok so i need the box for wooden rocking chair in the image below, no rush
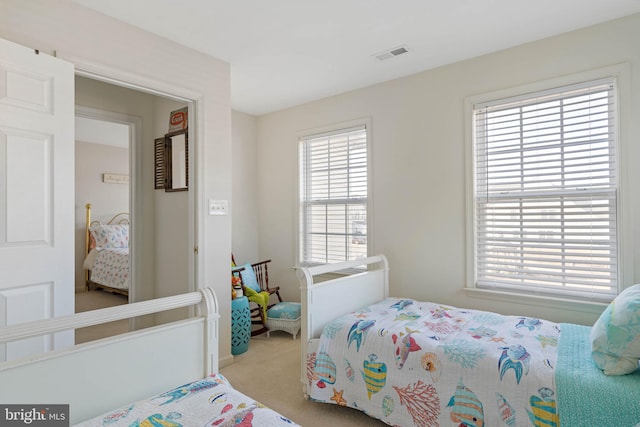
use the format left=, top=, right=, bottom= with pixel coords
left=232, top=255, right=282, bottom=336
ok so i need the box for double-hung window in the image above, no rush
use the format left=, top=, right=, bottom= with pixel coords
left=471, top=78, right=618, bottom=302
left=299, top=124, right=368, bottom=266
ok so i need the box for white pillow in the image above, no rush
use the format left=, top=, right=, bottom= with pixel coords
left=591, top=284, right=640, bottom=375
left=89, top=224, right=129, bottom=249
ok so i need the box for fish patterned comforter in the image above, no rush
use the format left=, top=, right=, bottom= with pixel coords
left=306, top=298, right=561, bottom=427
left=76, top=373, right=299, bottom=427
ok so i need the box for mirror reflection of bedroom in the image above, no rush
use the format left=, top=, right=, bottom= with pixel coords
left=74, top=109, right=130, bottom=343
left=74, top=76, right=192, bottom=343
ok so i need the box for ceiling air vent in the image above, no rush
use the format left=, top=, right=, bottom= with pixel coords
left=374, top=45, right=409, bottom=61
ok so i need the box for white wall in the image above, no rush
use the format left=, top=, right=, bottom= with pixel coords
left=231, top=111, right=260, bottom=264
left=0, top=0, right=234, bottom=363
left=250, top=13, right=640, bottom=325
left=74, top=141, right=129, bottom=290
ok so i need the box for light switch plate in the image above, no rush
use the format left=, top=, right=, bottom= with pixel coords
left=208, top=199, right=228, bottom=215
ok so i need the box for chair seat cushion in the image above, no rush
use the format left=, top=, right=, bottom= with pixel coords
left=267, top=302, right=301, bottom=320
left=266, top=302, right=301, bottom=338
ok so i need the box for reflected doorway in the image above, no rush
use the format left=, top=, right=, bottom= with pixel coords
left=73, top=75, right=194, bottom=342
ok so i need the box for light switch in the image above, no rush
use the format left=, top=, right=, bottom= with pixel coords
left=208, top=199, right=228, bottom=215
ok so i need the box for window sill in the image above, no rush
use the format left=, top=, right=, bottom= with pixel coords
left=464, top=288, right=609, bottom=316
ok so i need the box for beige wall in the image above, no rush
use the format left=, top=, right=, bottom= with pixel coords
left=153, top=97, right=191, bottom=322
left=243, top=13, right=640, bottom=325
left=231, top=111, right=260, bottom=264
left=1, top=0, right=233, bottom=363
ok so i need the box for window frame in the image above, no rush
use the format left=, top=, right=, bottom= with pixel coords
left=465, top=66, right=631, bottom=304
left=297, top=118, right=372, bottom=269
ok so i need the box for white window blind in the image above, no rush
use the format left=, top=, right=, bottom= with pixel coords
left=473, top=78, right=618, bottom=301
left=300, top=125, right=368, bottom=266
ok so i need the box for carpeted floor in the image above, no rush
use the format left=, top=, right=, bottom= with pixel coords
left=220, top=331, right=387, bottom=426
left=75, top=289, right=129, bottom=343
left=75, top=292, right=386, bottom=425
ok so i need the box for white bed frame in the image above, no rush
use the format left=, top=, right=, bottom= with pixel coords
left=297, top=255, right=389, bottom=393
left=0, top=288, right=219, bottom=424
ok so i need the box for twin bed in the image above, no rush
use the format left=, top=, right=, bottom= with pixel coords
left=0, top=288, right=298, bottom=426
left=2, top=254, right=638, bottom=426
left=83, top=203, right=130, bottom=296
left=299, top=255, right=640, bottom=427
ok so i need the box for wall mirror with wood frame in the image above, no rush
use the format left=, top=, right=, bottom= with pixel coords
left=155, top=129, right=188, bottom=192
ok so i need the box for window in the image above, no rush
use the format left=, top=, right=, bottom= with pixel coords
left=471, top=78, right=618, bottom=302
left=299, top=124, right=368, bottom=266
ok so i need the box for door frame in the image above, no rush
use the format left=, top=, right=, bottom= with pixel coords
left=61, top=53, right=202, bottom=312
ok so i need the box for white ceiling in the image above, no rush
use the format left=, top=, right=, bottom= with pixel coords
left=72, top=0, right=640, bottom=116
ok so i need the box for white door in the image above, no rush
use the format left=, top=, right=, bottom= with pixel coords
left=0, top=38, right=75, bottom=361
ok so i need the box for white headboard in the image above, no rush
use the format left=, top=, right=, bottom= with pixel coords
left=0, top=288, right=219, bottom=424
left=297, top=255, right=389, bottom=394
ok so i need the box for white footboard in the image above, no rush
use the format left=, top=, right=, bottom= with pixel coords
left=0, top=288, right=219, bottom=424
left=297, top=255, right=388, bottom=395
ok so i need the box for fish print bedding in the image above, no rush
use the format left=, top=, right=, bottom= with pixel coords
left=77, top=373, right=299, bottom=426
left=306, top=298, right=561, bottom=427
